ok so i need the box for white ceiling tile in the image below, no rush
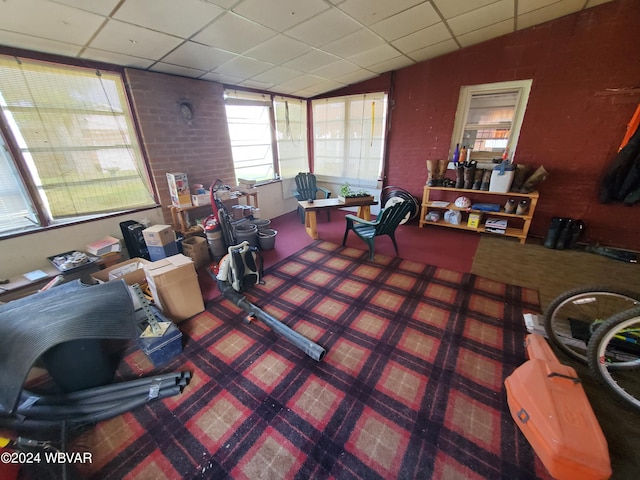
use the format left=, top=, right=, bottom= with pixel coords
left=161, top=42, right=235, bottom=71
left=80, top=48, right=156, bottom=68
left=200, top=71, right=244, bottom=84
left=322, top=29, right=385, bottom=57
left=283, top=50, right=341, bottom=72
left=244, top=35, right=312, bottom=65
left=366, top=55, right=415, bottom=74
left=232, top=0, right=329, bottom=31
left=348, top=44, right=401, bottom=68
left=0, top=30, right=82, bottom=58
left=274, top=74, right=327, bottom=92
left=392, top=22, right=452, bottom=54
left=192, top=13, right=276, bottom=54
left=113, top=0, right=224, bottom=38
left=149, top=62, right=207, bottom=78
left=406, top=39, right=458, bottom=62
left=518, top=0, right=585, bottom=29
left=239, top=79, right=275, bottom=90
left=334, top=69, right=378, bottom=85
left=90, top=20, right=184, bottom=59
left=52, top=0, right=120, bottom=16
left=432, top=0, right=501, bottom=19
left=202, top=0, right=238, bottom=9
left=311, top=59, right=361, bottom=78
left=0, top=0, right=105, bottom=45
left=286, top=9, right=362, bottom=47
left=457, top=19, right=512, bottom=47
left=338, top=0, right=425, bottom=26
left=369, top=2, right=441, bottom=41
left=213, top=56, right=274, bottom=78
left=519, top=0, right=562, bottom=15
left=448, top=0, right=513, bottom=36
left=251, top=66, right=303, bottom=84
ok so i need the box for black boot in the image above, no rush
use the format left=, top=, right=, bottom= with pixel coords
left=463, top=161, right=476, bottom=189
left=480, top=169, right=492, bottom=191
left=455, top=163, right=464, bottom=189
left=472, top=169, right=483, bottom=190
left=567, top=220, right=586, bottom=249
left=555, top=218, right=574, bottom=250
left=544, top=217, right=566, bottom=249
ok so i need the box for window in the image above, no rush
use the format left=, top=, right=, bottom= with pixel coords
left=273, top=96, right=308, bottom=198
left=312, top=92, right=388, bottom=188
left=451, top=80, right=532, bottom=162
left=224, top=89, right=309, bottom=190
left=0, top=55, right=154, bottom=236
left=224, top=90, right=276, bottom=183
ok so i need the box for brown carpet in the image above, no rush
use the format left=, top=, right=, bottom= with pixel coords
left=69, top=240, right=551, bottom=479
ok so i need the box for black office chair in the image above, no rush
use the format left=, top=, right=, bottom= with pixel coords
left=342, top=200, right=414, bottom=261
left=293, top=172, right=331, bottom=223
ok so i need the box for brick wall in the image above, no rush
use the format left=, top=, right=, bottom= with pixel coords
left=324, top=0, right=640, bottom=249
left=124, top=69, right=235, bottom=224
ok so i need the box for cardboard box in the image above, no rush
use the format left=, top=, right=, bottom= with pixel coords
left=191, top=191, right=211, bottom=206
left=182, top=236, right=210, bottom=269
left=91, top=258, right=151, bottom=285
left=144, top=254, right=204, bottom=322
left=467, top=213, right=481, bottom=228
left=86, top=236, right=121, bottom=256
left=167, top=172, right=192, bottom=207
left=148, top=242, right=179, bottom=261
left=143, top=224, right=175, bottom=247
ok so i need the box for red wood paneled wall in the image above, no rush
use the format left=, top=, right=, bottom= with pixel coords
left=324, top=0, right=640, bottom=249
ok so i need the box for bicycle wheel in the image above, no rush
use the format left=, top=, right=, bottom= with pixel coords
left=587, top=307, right=640, bottom=411
left=544, top=286, right=640, bottom=363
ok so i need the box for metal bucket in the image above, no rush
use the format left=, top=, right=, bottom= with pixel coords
left=250, top=218, right=271, bottom=231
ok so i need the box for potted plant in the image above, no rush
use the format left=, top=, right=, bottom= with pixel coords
left=338, top=182, right=373, bottom=204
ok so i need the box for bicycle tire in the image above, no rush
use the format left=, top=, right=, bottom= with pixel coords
left=544, top=285, right=640, bottom=363
left=587, top=306, right=640, bottom=411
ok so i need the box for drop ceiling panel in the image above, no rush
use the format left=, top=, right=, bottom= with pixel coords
left=192, top=13, right=276, bottom=54
left=244, top=35, right=312, bottom=65
left=432, top=0, right=502, bottom=20
left=369, top=2, right=441, bottom=41
left=406, top=38, right=459, bottom=62
left=80, top=48, right=155, bottom=69
left=113, top=0, right=225, bottom=38
left=0, top=0, right=105, bottom=45
left=447, top=0, right=513, bottom=36
left=348, top=44, right=402, bottom=69
left=457, top=19, right=513, bottom=47
left=251, top=66, right=303, bottom=84
left=392, top=22, right=452, bottom=54
left=322, top=29, right=385, bottom=57
left=285, top=9, right=362, bottom=47
left=311, top=59, right=361, bottom=78
left=213, top=56, right=274, bottom=78
left=283, top=50, right=341, bottom=72
left=338, top=0, right=425, bottom=26
left=161, top=42, right=236, bottom=71
left=52, top=0, right=121, bottom=16
left=518, top=0, right=586, bottom=30
left=90, top=20, right=183, bottom=59
left=232, top=0, right=329, bottom=32
left=150, top=63, right=206, bottom=78
left=0, top=0, right=615, bottom=98
left=0, top=30, right=82, bottom=58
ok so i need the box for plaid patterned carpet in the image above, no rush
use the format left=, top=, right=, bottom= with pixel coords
left=72, top=241, right=551, bottom=479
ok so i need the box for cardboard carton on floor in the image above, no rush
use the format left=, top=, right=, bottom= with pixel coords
left=91, top=258, right=151, bottom=285
left=142, top=224, right=175, bottom=247
left=143, top=254, right=204, bottom=322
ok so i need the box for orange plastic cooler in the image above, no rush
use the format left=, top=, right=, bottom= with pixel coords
left=504, top=334, right=611, bottom=480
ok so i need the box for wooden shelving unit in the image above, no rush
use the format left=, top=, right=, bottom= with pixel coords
left=418, top=186, right=539, bottom=244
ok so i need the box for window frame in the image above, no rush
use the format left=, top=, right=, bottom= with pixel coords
left=311, top=92, right=388, bottom=189
left=0, top=50, right=156, bottom=238
left=450, top=79, right=532, bottom=162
